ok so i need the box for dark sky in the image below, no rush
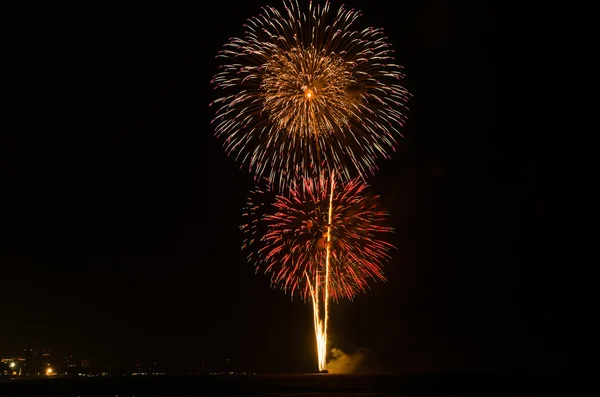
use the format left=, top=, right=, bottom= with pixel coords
left=1, top=0, right=594, bottom=374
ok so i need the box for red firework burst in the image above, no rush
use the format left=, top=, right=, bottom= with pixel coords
left=241, top=172, right=394, bottom=301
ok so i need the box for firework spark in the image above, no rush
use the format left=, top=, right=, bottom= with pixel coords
left=211, top=0, right=409, bottom=190
left=241, top=172, right=394, bottom=302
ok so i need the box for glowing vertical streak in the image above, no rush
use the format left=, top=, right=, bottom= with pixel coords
left=314, top=270, right=321, bottom=370
left=304, top=172, right=334, bottom=372
left=322, top=171, right=335, bottom=370
left=305, top=271, right=322, bottom=370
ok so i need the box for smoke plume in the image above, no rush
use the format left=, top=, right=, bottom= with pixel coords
left=326, top=348, right=368, bottom=374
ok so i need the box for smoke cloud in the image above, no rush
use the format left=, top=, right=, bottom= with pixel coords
left=326, top=348, right=368, bottom=374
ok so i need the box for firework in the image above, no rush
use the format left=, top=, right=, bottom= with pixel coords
left=241, top=171, right=394, bottom=302
left=211, top=0, right=409, bottom=190
left=241, top=171, right=394, bottom=370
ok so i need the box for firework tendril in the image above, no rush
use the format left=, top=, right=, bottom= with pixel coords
left=241, top=172, right=394, bottom=302
left=211, top=0, right=409, bottom=190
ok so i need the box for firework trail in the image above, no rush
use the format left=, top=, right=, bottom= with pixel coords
left=241, top=171, right=394, bottom=369
left=211, top=0, right=410, bottom=190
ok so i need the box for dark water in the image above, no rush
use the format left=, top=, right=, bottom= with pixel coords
left=0, top=373, right=595, bottom=396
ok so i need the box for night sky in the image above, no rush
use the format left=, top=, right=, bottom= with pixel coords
left=1, top=1, right=595, bottom=375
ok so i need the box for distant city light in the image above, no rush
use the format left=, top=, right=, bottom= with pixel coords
left=46, top=367, right=53, bottom=375
left=9, top=362, right=16, bottom=368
